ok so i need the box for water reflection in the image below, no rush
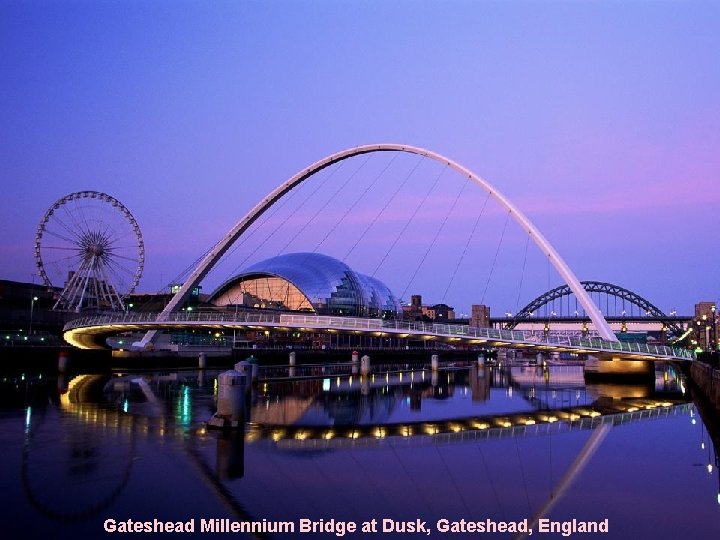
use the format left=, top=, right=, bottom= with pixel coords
left=1, top=361, right=718, bottom=539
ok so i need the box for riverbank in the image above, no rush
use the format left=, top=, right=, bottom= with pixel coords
left=688, top=355, right=720, bottom=415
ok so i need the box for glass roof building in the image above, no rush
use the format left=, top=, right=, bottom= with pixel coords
left=209, top=252, right=402, bottom=318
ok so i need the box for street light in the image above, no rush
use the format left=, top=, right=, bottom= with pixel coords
left=29, top=295, right=38, bottom=336
left=711, top=305, right=716, bottom=351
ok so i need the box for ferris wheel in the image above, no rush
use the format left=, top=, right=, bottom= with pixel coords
left=34, top=191, right=145, bottom=312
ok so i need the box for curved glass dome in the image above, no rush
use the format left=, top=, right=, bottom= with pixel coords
left=210, top=253, right=401, bottom=318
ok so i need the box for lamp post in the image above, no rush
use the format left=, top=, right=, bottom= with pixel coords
left=711, top=304, right=717, bottom=351
left=29, top=295, right=38, bottom=336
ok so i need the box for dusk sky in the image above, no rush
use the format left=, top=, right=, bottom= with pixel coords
left=1, top=0, right=719, bottom=315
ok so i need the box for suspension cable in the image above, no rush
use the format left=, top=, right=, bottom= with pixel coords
left=371, top=162, right=448, bottom=277
left=277, top=155, right=372, bottom=256
left=343, top=154, right=425, bottom=261
left=481, top=210, right=511, bottom=305
left=313, top=153, right=399, bottom=254
left=441, top=190, right=491, bottom=304
left=514, top=233, right=531, bottom=316
left=400, top=172, right=467, bottom=301
left=220, top=158, right=347, bottom=284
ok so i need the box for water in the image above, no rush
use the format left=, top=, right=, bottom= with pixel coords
left=1, top=362, right=718, bottom=539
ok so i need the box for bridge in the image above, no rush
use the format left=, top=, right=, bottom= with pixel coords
left=63, top=311, right=693, bottom=361
left=502, top=281, right=688, bottom=334
left=61, top=143, right=696, bottom=364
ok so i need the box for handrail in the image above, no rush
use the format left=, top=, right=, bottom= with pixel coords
left=63, top=311, right=694, bottom=360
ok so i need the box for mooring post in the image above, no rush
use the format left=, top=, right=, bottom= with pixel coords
left=207, top=369, right=246, bottom=429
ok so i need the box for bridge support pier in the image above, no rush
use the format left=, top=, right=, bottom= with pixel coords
left=361, top=355, right=370, bottom=376
left=584, top=356, right=654, bottom=380
left=58, top=351, right=69, bottom=374
left=289, top=351, right=296, bottom=377
left=207, top=369, right=247, bottom=429
left=431, top=354, right=439, bottom=371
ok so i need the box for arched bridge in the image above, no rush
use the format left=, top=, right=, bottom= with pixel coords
left=507, top=281, right=684, bottom=336
left=63, top=311, right=694, bottom=362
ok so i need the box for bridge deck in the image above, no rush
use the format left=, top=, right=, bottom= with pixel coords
left=63, top=311, right=694, bottom=362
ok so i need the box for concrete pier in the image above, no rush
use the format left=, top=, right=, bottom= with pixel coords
left=207, top=369, right=246, bottom=429
left=584, top=356, right=654, bottom=379
left=360, top=355, right=370, bottom=375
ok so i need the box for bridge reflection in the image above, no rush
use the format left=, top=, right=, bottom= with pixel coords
left=7, top=362, right=717, bottom=533
left=53, top=363, right=691, bottom=449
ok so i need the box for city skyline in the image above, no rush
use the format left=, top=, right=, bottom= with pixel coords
left=2, top=1, right=719, bottom=314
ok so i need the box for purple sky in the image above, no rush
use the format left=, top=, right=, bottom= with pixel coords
left=1, top=0, right=719, bottom=315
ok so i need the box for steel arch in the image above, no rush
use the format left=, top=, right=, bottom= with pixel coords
left=510, top=280, right=683, bottom=335
left=140, top=144, right=617, bottom=347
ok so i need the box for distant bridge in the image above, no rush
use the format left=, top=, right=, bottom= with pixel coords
left=504, top=281, right=686, bottom=336
left=63, top=311, right=694, bottom=362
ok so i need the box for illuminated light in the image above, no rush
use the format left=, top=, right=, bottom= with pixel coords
left=449, top=423, right=463, bottom=433
left=271, top=430, right=286, bottom=442
left=123, top=399, right=129, bottom=413
left=702, top=442, right=706, bottom=450
left=524, top=419, right=536, bottom=426
left=25, top=406, right=32, bottom=431
left=348, top=430, right=360, bottom=440
left=589, top=411, right=601, bottom=418
left=661, top=402, right=672, bottom=407
left=424, top=424, right=439, bottom=435
left=322, top=378, right=330, bottom=391
left=627, top=407, right=638, bottom=413
left=569, top=414, right=580, bottom=421
left=374, top=427, right=386, bottom=438
left=323, top=430, right=335, bottom=440
left=471, top=421, right=489, bottom=430
left=400, top=425, right=413, bottom=437
left=295, top=430, right=308, bottom=440
left=336, top=377, right=341, bottom=387
left=547, top=416, right=558, bottom=423
left=708, top=464, right=714, bottom=474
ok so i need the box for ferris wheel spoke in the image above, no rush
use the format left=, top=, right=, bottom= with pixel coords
left=102, top=267, right=131, bottom=298
left=43, top=227, right=82, bottom=246
left=109, top=253, right=142, bottom=264
left=104, top=256, right=138, bottom=279
left=37, top=191, right=144, bottom=311
left=59, top=203, right=93, bottom=239
left=43, top=245, right=84, bottom=253
left=44, top=250, right=84, bottom=266
left=51, top=206, right=87, bottom=239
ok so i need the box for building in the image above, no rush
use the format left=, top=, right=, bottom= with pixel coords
left=401, top=294, right=455, bottom=322
left=470, top=304, right=491, bottom=328
left=692, top=302, right=718, bottom=351
left=209, top=252, right=402, bottom=319
left=0, top=279, right=68, bottom=344
left=424, top=303, right=455, bottom=321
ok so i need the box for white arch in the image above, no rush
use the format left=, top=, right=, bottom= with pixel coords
left=141, top=143, right=616, bottom=346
